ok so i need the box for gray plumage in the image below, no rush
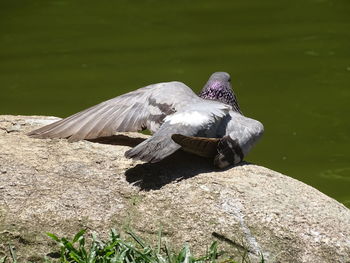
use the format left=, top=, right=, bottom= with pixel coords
left=28, top=72, right=264, bottom=168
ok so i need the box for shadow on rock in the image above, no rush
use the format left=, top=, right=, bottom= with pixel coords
left=124, top=150, right=216, bottom=190
left=89, top=134, right=146, bottom=147
left=89, top=134, right=246, bottom=190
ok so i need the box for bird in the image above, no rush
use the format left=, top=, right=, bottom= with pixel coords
left=27, top=72, right=264, bottom=168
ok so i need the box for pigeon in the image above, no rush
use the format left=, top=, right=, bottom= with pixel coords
left=28, top=72, right=264, bottom=168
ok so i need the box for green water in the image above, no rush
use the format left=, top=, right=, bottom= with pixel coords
left=1, top=0, right=349, bottom=206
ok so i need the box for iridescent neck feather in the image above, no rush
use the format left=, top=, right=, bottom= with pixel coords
left=199, top=80, right=242, bottom=114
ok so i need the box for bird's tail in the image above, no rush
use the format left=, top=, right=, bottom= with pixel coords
left=171, top=134, right=219, bottom=158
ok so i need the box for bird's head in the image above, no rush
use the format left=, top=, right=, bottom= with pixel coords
left=199, top=72, right=242, bottom=114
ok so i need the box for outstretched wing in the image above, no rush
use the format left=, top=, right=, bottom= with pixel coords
left=125, top=101, right=230, bottom=163
left=28, top=81, right=200, bottom=142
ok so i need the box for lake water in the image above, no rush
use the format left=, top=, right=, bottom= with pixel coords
left=1, top=0, right=349, bottom=207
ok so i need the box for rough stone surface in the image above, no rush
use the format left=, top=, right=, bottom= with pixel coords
left=0, top=115, right=350, bottom=263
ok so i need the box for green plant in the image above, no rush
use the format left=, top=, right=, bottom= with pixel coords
left=0, top=229, right=266, bottom=263
left=45, top=229, right=225, bottom=263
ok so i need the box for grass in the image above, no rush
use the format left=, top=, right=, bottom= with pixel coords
left=0, top=229, right=264, bottom=263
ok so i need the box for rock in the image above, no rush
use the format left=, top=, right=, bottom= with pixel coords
left=0, top=115, right=349, bottom=263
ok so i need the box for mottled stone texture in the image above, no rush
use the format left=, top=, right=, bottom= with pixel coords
left=0, top=115, right=349, bottom=263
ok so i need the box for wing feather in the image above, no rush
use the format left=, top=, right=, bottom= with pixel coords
left=28, top=81, right=199, bottom=141
left=68, top=105, right=117, bottom=141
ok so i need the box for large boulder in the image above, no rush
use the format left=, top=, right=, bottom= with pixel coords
left=0, top=115, right=349, bottom=263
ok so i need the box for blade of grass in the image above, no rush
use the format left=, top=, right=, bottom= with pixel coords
left=176, top=246, right=186, bottom=262
left=121, top=242, right=153, bottom=262
left=9, top=245, right=17, bottom=263
left=68, top=251, right=84, bottom=263
left=110, top=229, right=120, bottom=243
left=183, top=244, right=191, bottom=263
left=260, top=252, right=265, bottom=263
left=87, top=242, right=96, bottom=263
left=127, top=230, right=146, bottom=249
left=47, top=233, right=60, bottom=243
left=157, top=227, right=162, bottom=255
left=209, top=241, right=218, bottom=262
left=73, top=229, right=86, bottom=244
left=164, top=242, right=173, bottom=263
